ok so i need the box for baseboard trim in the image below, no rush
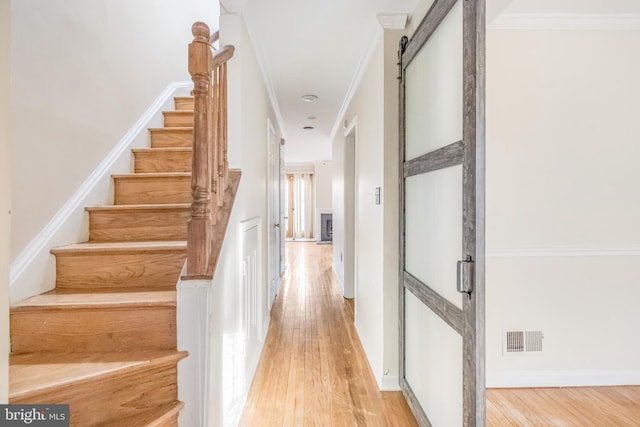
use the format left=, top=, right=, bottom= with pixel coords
left=332, top=263, right=345, bottom=294
left=487, top=370, right=640, bottom=388
left=380, top=375, right=400, bottom=391
left=9, top=81, right=192, bottom=296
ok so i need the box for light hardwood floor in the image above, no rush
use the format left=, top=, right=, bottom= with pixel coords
left=240, top=242, right=418, bottom=426
left=487, top=386, right=640, bottom=426
left=241, top=242, right=640, bottom=426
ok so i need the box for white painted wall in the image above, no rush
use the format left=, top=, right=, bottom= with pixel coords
left=314, top=160, right=333, bottom=241
left=0, top=0, right=11, bottom=403
left=349, top=34, right=385, bottom=386
left=197, top=12, right=281, bottom=427
left=332, top=28, right=403, bottom=389
left=10, top=0, right=217, bottom=300
left=381, top=30, right=402, bottom=388
left=486, top=29, right=640, bottom=387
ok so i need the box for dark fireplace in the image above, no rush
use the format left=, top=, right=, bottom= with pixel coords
left=320, top=213, right=333, bottom=242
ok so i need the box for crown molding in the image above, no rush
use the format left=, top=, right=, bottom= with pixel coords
left=489, top=13, right=640, bottom=31
left=220, top=0, right=248, bottom=14
left=240, top=16, right=288, bottom=139
left=377, top=13, right=408, bottom=30
left=330, top=22, right=383, bottom=142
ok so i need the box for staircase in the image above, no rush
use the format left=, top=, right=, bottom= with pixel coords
left=8, top=97, right=196, bottom=426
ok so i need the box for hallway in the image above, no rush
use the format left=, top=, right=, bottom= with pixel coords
left=240, top=242, right=417, bottom=426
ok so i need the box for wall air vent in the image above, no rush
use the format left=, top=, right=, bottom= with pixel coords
left=504, top=330, right=544, bottom=354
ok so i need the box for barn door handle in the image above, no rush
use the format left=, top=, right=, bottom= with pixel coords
left=456, top=255, right=473, bottom=297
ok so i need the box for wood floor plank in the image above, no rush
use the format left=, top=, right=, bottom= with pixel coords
left=487, top=386, right=640, bottom=426
left=239, top=242, right=417, bottom=426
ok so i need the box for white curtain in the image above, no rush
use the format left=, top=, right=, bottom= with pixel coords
left=292, top=173, right=314, bottom=239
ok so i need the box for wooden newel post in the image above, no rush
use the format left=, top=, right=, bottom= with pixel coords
left=187, top=22, right=212, bottom=276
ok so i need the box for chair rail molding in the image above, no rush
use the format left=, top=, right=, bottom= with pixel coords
left=486, top=247, right=640, bottom=258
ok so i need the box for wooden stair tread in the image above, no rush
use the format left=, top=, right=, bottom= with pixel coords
left=12, top=290, right=176, bottom=311
left=9, top=350, right=187, bottom=401
left=86, top=203, right=190, bottom=212
left=131, top=148, right=192, bottom=153
left=174, top=96, right=193, bottom=101
left=112, top=172, right=190, bottom=179
left=148, top=127, right=193, bottom=132
left=52, top=286, right=176, bottom=294
left=162, top=110, right=193, bottom=115
left=116, top=400, right=184, bottom=427
left=51, top=240, right=186, bottom=255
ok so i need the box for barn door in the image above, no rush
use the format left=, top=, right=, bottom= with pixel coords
left=399, top=0, right=486, bottom=426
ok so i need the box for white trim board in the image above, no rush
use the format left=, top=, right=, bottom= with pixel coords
left=489, top=14, right=640, bottom=31
left=332, top=263, right=345, bottom=295
left=487, top=370, right=640, bottom=388
left=380, top=375, right=400, bottom=391
left=9, top=81, right=192, bottom=302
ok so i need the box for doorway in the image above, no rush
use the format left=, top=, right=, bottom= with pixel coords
left=285, top=172, right=314, bottom=241
left=343, top=121, right=357, bottom=299
left=267, top=119, right=282, bottom=308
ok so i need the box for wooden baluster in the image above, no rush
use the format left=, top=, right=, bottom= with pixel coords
left=217, top=64, right=226, bottom=205
left=216, top=65, right=225, bottom=207
left=187, top=22, right=212, bottom=276
left=213, top=66, right=223, bottom=207
left=222, top=62, right=229, bottom=191
left=209, top=57, right=218, bottom=225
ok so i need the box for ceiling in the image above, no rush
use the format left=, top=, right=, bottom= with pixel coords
left=233, top=0, right=638, bottom=164
left=240, top=0, right=424, bottom=164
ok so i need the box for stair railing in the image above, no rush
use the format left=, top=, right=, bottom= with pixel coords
left=186, top=22, right=235, bottom=277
